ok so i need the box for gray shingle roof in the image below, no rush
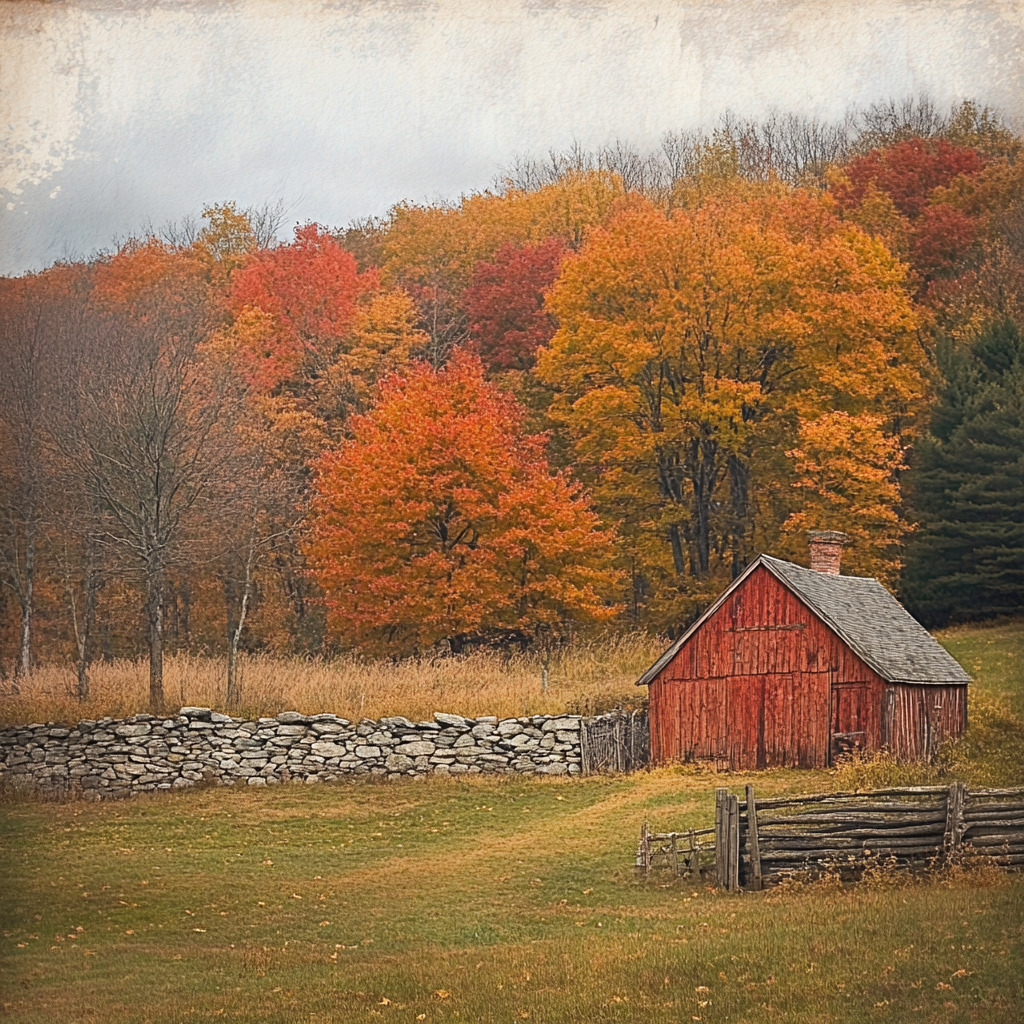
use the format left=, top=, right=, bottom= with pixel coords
left=637, top=554, right=971, bottom=687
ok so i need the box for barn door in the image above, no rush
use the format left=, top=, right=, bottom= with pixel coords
left=829, top=683, right=869, bottom=765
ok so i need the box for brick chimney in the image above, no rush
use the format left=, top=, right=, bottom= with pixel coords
left=808, top=530, right=848, bottom=575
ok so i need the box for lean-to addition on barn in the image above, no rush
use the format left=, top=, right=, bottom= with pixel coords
left=637, top=533, right=970, bottom=770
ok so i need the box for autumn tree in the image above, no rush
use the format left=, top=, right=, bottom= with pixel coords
left=305, top=352, right=621, bottom=655
left=538, top=186, right=926, bottom=623
left=224, top=223, right=376, bottom=391
left=465, top=238, right=566, bottom=371
left=381, top=171, right=624, bottom=366
left=831, top=137, right=987, bottom=286
left=781, top=412, right=908, bottom=583
left=214, top=224, right=420, bottom=441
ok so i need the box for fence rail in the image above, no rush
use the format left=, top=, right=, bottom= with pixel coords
left=638, top=784, right=1024, bottom=889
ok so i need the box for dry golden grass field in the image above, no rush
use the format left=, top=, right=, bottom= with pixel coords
left=0, top=633, right=661, bottom=727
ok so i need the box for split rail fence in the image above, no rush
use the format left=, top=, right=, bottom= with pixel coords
left=638, top=784, right=1024, bottom=890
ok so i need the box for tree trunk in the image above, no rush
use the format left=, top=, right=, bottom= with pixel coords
left=668, top=523, right=686, bottom=575
left=224, top=575, right=240, bottom=708
left=226, top=561, right=255, bottom=709
left=147, top=573, right=165, bottom=713
left=226, top=643, right=239, bottom=708
left=15, top=527, right=35, bottom=683
left=728, top=455, right=751, bottom=579
left=76, top=565, right=100, bottom=700
left=688, top=436, right=716, bottom=577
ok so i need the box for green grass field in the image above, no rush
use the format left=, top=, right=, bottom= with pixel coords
left=2, top=620, right=1022, bottom=1023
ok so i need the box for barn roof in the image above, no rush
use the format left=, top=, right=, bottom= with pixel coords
left=636, top=554, right=971, bottom=688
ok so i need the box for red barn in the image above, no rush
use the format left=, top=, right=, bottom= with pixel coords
left=637, top=533, right=970, bottom=769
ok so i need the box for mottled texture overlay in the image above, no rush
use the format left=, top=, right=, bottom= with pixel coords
left=2, top=0, right=1023, bottom=274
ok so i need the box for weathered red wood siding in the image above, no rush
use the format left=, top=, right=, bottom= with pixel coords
left=883, top=684, right=968, bottom=760
left=648, top=566, right=886, bottom=769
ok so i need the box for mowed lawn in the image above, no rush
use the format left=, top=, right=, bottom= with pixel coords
left=1, top=620, right=1022, bottom=1024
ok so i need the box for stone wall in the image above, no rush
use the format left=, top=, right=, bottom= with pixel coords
left=0, top=706, right=589, bottom=799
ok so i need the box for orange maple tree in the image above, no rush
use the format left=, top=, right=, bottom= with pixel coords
left=305, top=352, right=621, bottom=654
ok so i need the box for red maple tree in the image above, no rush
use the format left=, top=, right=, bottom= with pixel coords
left=836, top=138, right=984, bottom=218
left=225, top=224, right=377, bottom=390
left=465, top=238, right=566, bottom=371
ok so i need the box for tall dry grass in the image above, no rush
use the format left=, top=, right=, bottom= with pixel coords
left=0, top=632, right=663, bottom=727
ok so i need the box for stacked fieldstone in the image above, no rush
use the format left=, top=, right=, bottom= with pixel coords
left=0, top=707, right=587, bottom=799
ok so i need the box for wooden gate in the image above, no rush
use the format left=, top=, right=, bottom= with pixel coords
left=581, top=710, right=649, bottom=774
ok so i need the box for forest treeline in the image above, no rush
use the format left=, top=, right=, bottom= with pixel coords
left=1, top=98, right=1022, bottom=710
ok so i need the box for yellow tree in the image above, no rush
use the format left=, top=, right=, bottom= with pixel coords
left=537, top=185, right=926, bottom=622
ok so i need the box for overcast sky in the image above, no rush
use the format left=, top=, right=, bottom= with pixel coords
left=3, top=0, right=1023, bottom=276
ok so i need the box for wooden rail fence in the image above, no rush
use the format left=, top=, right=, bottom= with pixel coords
left=638, top=784, right=1024, bottom=890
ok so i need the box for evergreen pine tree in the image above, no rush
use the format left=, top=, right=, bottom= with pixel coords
left=902, top=319, right=1024, bottom=624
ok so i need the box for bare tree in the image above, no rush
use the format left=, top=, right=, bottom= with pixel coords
left=502, top=94, right=1002, bottom=202
left=217, top=452, right=301, bottom=707
left=0, top=267, right=89, bottom=683
left=55, top=527, right=103, bottom=700
left=56, top=250, right=228, bottom=712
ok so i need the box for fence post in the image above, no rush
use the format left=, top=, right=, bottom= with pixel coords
left=639, top=821, right=651, bottom=877
left=727, top=793, right=741, bottom=892
left=580, top=719, right=589, bottom=776
left=714, top=788, right=728, bottom=888
left=944, top=781, right=966, bottom=866
left=745, top=783, right=762, bottom=891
